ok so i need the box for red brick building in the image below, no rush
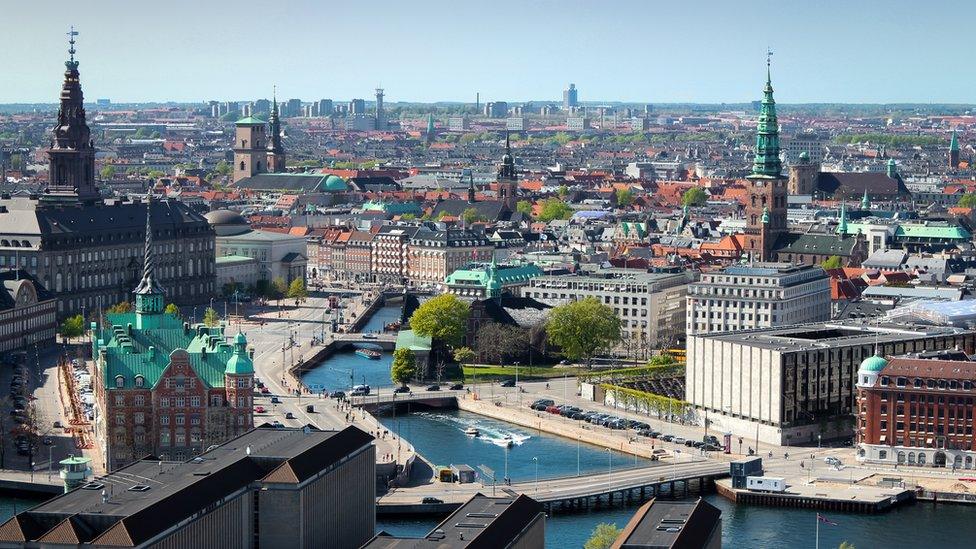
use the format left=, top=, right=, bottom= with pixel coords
left=856, top=352, right=976, bottom=469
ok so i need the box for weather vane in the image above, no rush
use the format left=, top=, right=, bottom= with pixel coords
left=766, top=48, right=773, bottom=68
left=67, top=26, right=78, bottom=63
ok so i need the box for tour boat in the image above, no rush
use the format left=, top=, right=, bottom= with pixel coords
left=501, top=435, right=514, bottom=448
left=355, top=348, right=381, bottom=360
left=464, top=427, right=480, bottom=437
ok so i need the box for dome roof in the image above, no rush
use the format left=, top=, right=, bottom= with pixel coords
left=204, top=209, right=247, bottom=226
left=323, top=175, right=347, bottom=192
left=234, top=331, right=247, bottom=346
left=859, top=354, right=888, bottom=373
left=798, top=151, right=810, bottom=162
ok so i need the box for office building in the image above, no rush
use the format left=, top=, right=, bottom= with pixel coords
left=205, top=210, right=307, bottom=284
left=349, top=98, right=366, bottom=115
left=365, top=493, right=544, bottom=548
left=285, top=98, right=302, bottom=117
left=782, top=131, right=828, bottom=165
left=566, top=116, right=591, bottom=131
left=686, top=263, right=830, bottom=336
left=406, top=227, right=493, bottom=286
left=611, top=498, right=721, bottom=549
left=630, top=117, right=650, bottom=132
left=506, top=117, right=526, bottom=132
left=525, top=270, right=693, bottom=348
left=856, top=352, right=976, bottom=469
left=563, top=83, right=578, bottom=109
left=0, top=426, right=375, bottom=549
left=484, top=101, right=509, bottom=118
left=0, top=270, right=57, bottom=353
left=448, top=116, right=469, bottom=131
left=92, top=199, right=254, bottom=471
left=445, top=259, right=543, bottom=300
left=687, top=321, right=976, bottom=445
left=318, top=99, right=334, bottom=117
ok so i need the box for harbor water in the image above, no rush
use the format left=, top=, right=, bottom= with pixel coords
left=301, top=303, right=401, bottom=393
left=376, top=409, right=976, bottom=548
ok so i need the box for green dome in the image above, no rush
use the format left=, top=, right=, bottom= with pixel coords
left=798, top=151, right=810, bottom=162
left=225, top=353, right=253, bottom=375
left=323, top=174, right=347, bottom=192
left=859, top=355, right=888, bottom=373
left=234, top=331, right=247, bottom=346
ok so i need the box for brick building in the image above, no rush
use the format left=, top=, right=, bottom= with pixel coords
left=346, top=230, right=374, bottom=283
left=92, top=195, right=254, bottom=471
left=856, top=352, right=976, bottom=469
left=406, top=227, right=493, bottom=286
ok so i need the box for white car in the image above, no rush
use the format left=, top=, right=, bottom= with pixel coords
left=824, top=456, right=842, bottom=466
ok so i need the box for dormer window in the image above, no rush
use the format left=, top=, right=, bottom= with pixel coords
left=115, top=375, right=125, bottom=389
left=134, top=375, right=145, bottom=388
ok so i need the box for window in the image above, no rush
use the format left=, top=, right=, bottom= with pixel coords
left=161, top=416, right=170, bottom=426
left=160, top=397, right=169, bottom=408
left=134, top=395, right=145, bottom=407
left=115, top=376, right=124, bottom=389
left=879, top=450, right=888, bottom=460
left=189, top=396, right=200, bottom=407
left=134, top=413, right=144, bottom=425
left=115, top=414, right=125, bottom=426
left=134, top=375, right=144, bottom=388
left=176, top=414, right=185, bottom=426
left=115, top=395, right=124, bottom=406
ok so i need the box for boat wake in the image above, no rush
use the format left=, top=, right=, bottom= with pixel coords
left=419, top=412, right=531, bottom=448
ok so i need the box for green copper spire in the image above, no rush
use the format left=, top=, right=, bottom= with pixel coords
left=836, top=201, right=848, bottom=235
left=268, top=86, right=283, bottom=154
left=761, top=206, right=770, bottom=225
left=861, top=189, right=870, bottom=210
left=886, top=158, right=897, bottom=179
left=950, top=130, right=960, bottom=152
left=425, top=113, right=435, bottom=143
left=748, top=52, right=782, bottom=180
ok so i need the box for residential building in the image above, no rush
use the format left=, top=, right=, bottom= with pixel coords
left=686, top=263, right=830, bottom=336
left=506, top=116, right=526, bottom=131
left=524, top=269, right=693, bottom=349
left=92, top=200, right=254, bottom=471
left=563, top=83, right=578, bottom=109
left=407, top=227, right=493, bottom=286
left=346, top=231, right=375, bottom=283
left=610, top=497, right=722, bottom=549
left=0, top=270, right=57, bottom=352
left=364, top=493, right=544, bottom=548
left=0, top=426, right=375, bottom=549
left=567, top=116, right=591, bottom=131
left=687, top=321, right=976, bottom=446
left=448, top=116, right=469, bottom=131
left=782, top=131, right=827, bottom=164
left=372, top=226, right=419, bottom=284
left=856, top=352, right=976, bottom=469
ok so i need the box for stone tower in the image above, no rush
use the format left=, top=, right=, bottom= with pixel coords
left=43, top=28, right=100, bottom=205
left=266, top=92, right=286, bottom=173
left=744, top=54, right=788, bottom=262
left=496, top=131, right=518, bottom=210
left=788, top=151, right=818, bottom=195
left=233, top=116, right=268, bottom=183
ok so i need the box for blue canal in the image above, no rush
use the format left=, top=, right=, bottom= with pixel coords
left=376, top=410, right=976, bottom=548
left=301, top=304, right=401, bottom=393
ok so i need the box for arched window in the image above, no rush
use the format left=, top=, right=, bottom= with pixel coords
left=241, top=139, right=248, bottom=148
left=134, top=375, right=144, bottom=388
left=897, top=451, right=905, bottom=464
left=918, top=453, right=926, bottom=465
left=966, top=456, right=973, bottom=469
left=115, top=375, right=125, bottom=389
left=908, top=452, right=916, bottom=464
left=239, top=161, right=245, bottom=171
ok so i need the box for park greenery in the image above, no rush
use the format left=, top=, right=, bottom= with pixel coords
left=584, top=523, right=622, bottom=549
left=409, top=294, right=470, bottom=348
left=546, top=297, right=621, bottom=368
left=537, top=198, right=573, bottom=222
left=820, top=255, right=843, bottom=270
left=681, top=187, right=708, bottom=207
left=164, top=303, right=181, bottom=317
left=287, top=278, right=308, bottom=304
left=390, top=348, right=417, bottom=385
left=59, top=315, right=85, bottom=340
left=615, top=188, right=634, bottom=207
left=600, top=382, right=690, bottom=420
left=203, top=307, right=220, bottom=327
left=516, top=200, right=534, bottom=216
left=958, top=194, right=976, bottom=208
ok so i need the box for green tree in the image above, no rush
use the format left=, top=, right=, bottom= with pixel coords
left=409, top=294, right=470, bottom=348
left=287, top=278, right=309, bottom=304
left=546, top=297, right=621, bottom=368
left=820, top=255, right=843, bottom=270
left=681, top=187, right=708, bottom=207
left=164, top=303, right=181, bottom=317
left=959, top=193, right=976, bottom=208
left=99, top=165, right=116, bottom=180
left=59, top=315, right=85, bottom=340
left=462, top=207, right=485, bottom=226
left=648, top=353, right=677, bottom=367
left=453, top=346, right=476, bottom=365
left=214, top=160, right=232, bottom=176
left=516, top=200, right=534, bottom=216
left=838, top=543, right=856, bottom=549
left=538, top=198, right=573, bottom=222
left=557, top=184, right=569, bottom=199
left=584, top=523, right=622, bottom=549
left=400, top=213, right=416, bottom=221
left=616, top=188, right=634, bottom=207
left=106, top=301, right=133, bottom=314
left=203, top=307, right=220, bottom=327
left=390, top=348, right=418, bottom=385
left=267, top=277, right=288, bottom=302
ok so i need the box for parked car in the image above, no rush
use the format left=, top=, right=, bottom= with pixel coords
left=305, top=405, right=315, bottom=413
left=422, top=497, right=444, bottom=504
left=254, top=406, right=266, bottom=414
left=393, top=386, right=410, bottom=393
left=500, top=379, right=516, bottom=388
left=330, top=390, right=346, bottom=399
left=672, top=437, right=686, bottom=444
left=362, top=333, right=377, bottom=339
left=270, top=396, right=281, bottom=404
left=449, top=383, right=464, bottom=390
left=425, top=384, right=440, bottom=391
left=285, top=412, right=295, bottom=419
left=260, top=387, right=271, bottom=395
left=824, top=456, right=842, bottom=466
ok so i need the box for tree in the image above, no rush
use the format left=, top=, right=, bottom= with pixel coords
left=462, top=207, right=485, bottom=226
left=682, top=186, right=708, bottom=207
left=516, top=200, right=534, bottom=216
left=476, top=322, right=527, bottom=366
left=59, top=315, right=85, bottom=340
left=453, top=346, right=475, bottom=365
left=820, top=255, right=843, bottom=270
left=268, top=277, right=288, bottom=303
left=838, top=543, right=856, bottom=549
left=584, top=523, right=622, bottom=549
left=538, top=198, right=573, bottom=222
left=648, top=353, right=677, bottom=367
left=390, top=348, right=417, bottom=385
left=99, top=165, right=116, bottom=180
left=546, top=297, right=621, bottom=368
left=409, top=294, right=470, bottom=348
left=616, top=188, right=634, bottom=207
left=164, top=303, right=181, bottom=317
left=203, top=307, right=220, bottom=327
left=106, top=301, right=133, bottom=314
left=557, top=184, right=570, bottom=198
left=287, top=278, right=308, bottom=304
left=214, top=160, right=232, bottom=176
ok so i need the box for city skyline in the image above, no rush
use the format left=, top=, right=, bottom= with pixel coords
left=1, top=0, right=973, bottom=105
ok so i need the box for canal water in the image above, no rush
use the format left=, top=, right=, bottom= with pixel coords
left=376, top=410, right=976, bottom=548
left=301, top=304, right=401, bottom=393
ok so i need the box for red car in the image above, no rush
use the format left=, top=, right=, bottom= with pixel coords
left=546, top=405, right=561, bottom=414
left=260, top=387, right=271, bottom=395
left=254, top=406, right=266, bottom=414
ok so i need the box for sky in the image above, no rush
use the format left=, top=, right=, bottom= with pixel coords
left=1, top=0, right=971, bottom=105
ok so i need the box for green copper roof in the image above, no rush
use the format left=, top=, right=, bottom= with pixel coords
left=841, top=222, right=970, bottom=240
left=620, top=222, right=646, bottom=237
left=324, top=174, right=348, bottom=191
left=950, top=130, right=960, bottom=152
left=444, top=262, right=543, bottom=288
left=761, top=206, right=770, bottom=225
left=396, top=329, right=431, bottom=352
left=836, top=202, right=847, bottom=235
left=94, top=312, right=235, bottom=390
left=225, top=332, right=254, bottom=375
left=235, top=116, right=266, bottom=126
left=859, top=355, right=888, bottom=373
left=748, top=62, right=783, bottom=180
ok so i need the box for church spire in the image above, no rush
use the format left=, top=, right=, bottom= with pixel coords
left=266, top=86, right=285, bottom=172
left=747, top=50, right=783, bottom=180
left=861, top=188, right=870, bottom=210
left=498, top=130, right=516, bottom=180
left=134, top=191, right=165, bottom=298
left=44, top=27, right=99, bottom=204
left=836, top=201, right=848, bottom=236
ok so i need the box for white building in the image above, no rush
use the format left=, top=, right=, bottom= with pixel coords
left=686, top=263, right=830, bottom=336
left=204, top=210, right=307, bottom=284
left=566, top=117, right=591, bottom=131
left=524, top=269, right=693, bottom=349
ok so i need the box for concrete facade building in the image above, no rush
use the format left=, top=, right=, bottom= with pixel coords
left=567, top=117, right=591, bottom=131
left=686, top=263, right=830, bottom=336
left=563, top=83, right=578, bottom=109
left=687, top=321, right=976, bottom=446
left=205, top=210, right=307, bottom=284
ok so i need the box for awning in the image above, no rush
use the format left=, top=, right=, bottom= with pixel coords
left=880, top=435, right=887, bottom=443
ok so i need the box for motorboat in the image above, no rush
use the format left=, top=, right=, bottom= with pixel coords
left=464, top=427, right=480, bottom=437
left=355, top=348, right=381, bottom=359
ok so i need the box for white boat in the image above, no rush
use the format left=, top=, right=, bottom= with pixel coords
left=501, top=435, right=514, bottom=448
left=464, top=427, right=480, bottom=437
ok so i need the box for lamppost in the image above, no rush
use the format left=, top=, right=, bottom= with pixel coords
left=514, top=362, right=520, bottom=404
left=504, top=445, right=510, bottom=485
left=818, top=434, right=822, bottom=450
left=533, top=456, right=539, bottom=493
left=607, top=448, right=613, bottom=492
left=577, top=435, right=581, bottom=477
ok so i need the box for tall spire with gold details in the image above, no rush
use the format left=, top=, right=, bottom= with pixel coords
left=134, top=191, right=165, bottom=327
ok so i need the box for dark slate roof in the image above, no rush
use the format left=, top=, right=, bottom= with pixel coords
left=347, top=176, right=401, bottom=192
left=0, top=270, right=54, bottom=310
left=816, top=172, right=909, bottom=197
left=233, top=173, right=336, bottom=193
left=411, top=227, right=490, bottom=247
left=613, top=498, right=721, bottom=549
left=431, top=199, right=510, bottom=221
left=475, top=295, right=551, bottom=327
left=773, top=232, right=861, bottom=257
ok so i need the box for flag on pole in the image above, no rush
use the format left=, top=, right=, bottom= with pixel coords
left=817, top=514, right=837, bottom=526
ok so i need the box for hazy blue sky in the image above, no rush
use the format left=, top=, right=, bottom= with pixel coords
left=1, top=0, right=970, bottom=104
